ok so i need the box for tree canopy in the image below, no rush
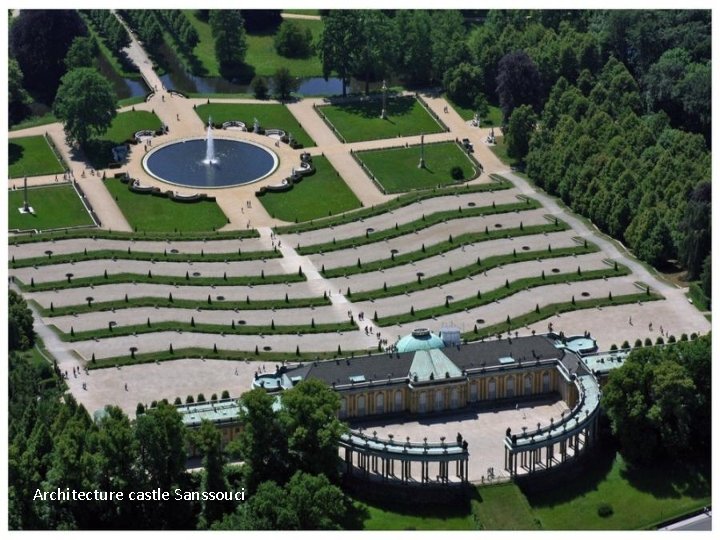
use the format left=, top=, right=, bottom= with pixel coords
left=53, top=67, right=117, bottom=146
left=602, top=334, right=710, bottom=463
left=9, top=290, right=34, bottom=351
left=9, top=10, right=87, bottom=102
left=209, top=10, right=247, bottom=78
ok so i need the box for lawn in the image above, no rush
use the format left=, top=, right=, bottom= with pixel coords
left=489, top=135, right=525, bottom=170
left=8, top=184, right=94, bottom=231
left=10, top=112, right=58, bottom=132
left=357, top=141, right=477, bottom=193
left=473, top=484, right=540, bottom=530
left=526, top=448, right=711, bottom=530
left=84, top=111, right=163, bottom=169
left=361, top=503, right=475, bottom=530
left=319, top=96, right=445, bottom=143
left=103, top=178, right=228, bottom=232
left=9, top=136, right=65, bottom=178
left=245, top=19, right=325, bottom=78
left=446, top=96, right=503, bottom=127
left=182, top=10, right=219, bottom=76
left=103, top=111, right=163, bottom=143
left=688, top=282, right=710, bottom=312
left=194, top=103, right=315, bottom=147
left=258, top=155, right=361, bottom=222
left=184, top=11, right=324, bottom=78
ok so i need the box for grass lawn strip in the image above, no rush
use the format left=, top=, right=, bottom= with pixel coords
left=244, top=19, right=325, bottom=78
left=9, top=135, right=65, bottom=178
left=526, top=450, right=710, bottom=530
left=350, top=243, right=598, bottom=302
left=16, top=271, right=305, bottom=292
left=34, top=295, right=331, bottom=317
left=298, top=198, right=539, bottom=255
left=11, top=227, right=258, bottom=244
left=195, top=103, right=315, bottom=148
left=9, top=185, right=94, bottom=231
left=275, top=178, right=513, bottom=233
left=445, top=96, right=503, bottom=127
left=104, top=178, right=228, bottom=232
left=258, top=155, right=361, bottom=222
left=12, top=247, right=279, bottom=268
left=356, top=141, right=478, bottom=193
left=318, top=96, right=444, bottom=143
left=465, top=292, right=663, bottom=340
left=473, top=484, right=539, bottom=530
left=322, top=221, right=570, bottom=278
left=57, top=320, right=357, bottom=342
left=89, top=346, right=373, bottom=370
left=104, top=111, right=162, bottom=142
left=375, top=264, right=633, bottom=326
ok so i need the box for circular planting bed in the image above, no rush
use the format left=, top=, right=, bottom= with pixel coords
left=263, top=346, right=272, bottom=351
left=522, top=246, right=530, bottom=251
left=551, top=268, right=560, bottom=273
left=476, top=318, right=485, bottom=324
left=494, top=224, right=503, bottom=228
left=581, top=291, right=590, bottom=297
left=192, top=272, right=201, bottom=277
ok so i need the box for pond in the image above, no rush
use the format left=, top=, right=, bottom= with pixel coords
left=155, top=43, right=398, bottom=97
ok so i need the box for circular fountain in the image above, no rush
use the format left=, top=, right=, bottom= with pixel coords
left=142, top=118, right=278, bottom=189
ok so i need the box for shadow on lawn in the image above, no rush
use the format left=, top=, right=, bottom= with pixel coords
left=337, top=96, right=416, bottom=120
left=521, top=439, right=617, bottom=507
left=620, top=456, right=711, bottom=500
left=9, top=143, right=23, bottom=166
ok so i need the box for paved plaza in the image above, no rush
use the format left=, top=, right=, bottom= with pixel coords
left=351, top=398, right=568, bottom=483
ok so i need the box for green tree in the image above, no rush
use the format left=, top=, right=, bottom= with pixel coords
left=134, top=402, right=187, bottom=491
left=9, top=290, right=34, bottom=351
left=602, top=336, right=710, bottom=463
left=318, top=10, right=364, bottom=96
left=430, top=10, right=468, bottom=84
left=505, top=104, right=537, bottom=161
left=64, top=36, right=97, bottom=70
left=9, top=10, right=87, bottom=100
left=700, top=254, right=711, bottom=304
left=273, top=67, right=298, bottom=102
left=274, top=20, right=313, bottom=59
left=251, top=76, right=269, bottom=100
left=92, top=406, right=142, bottom=527
left=209, top=10, right=247, bottom=78
left=394, top=10, right=433, bottom=86
left=348, top=11, right=398, bottom=94
left=677, top=182, right=711, bottom=279
left=213, top=472, right=347, bottom=530
left=443, top=62, right=484, bottom=108
left=194, top=420, right=231, bottom=528
left=8, top=57, right=31, bottom=108
left=53, top=67, right=117, bottom=146
left=236, top=388, right=289, bottom=491
left=280, top=379, right=344, bottom=481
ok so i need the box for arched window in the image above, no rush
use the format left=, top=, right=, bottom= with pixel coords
left=357, top=395, right=366, bottom=416
left=340, top=397, right=347, bottom=418
left=451, top=387, right=460, bottom=408
left=394, top=390, right=403, bottom=411
left=375, top=393, right=384, bottom=414
left=488, top=379, right=496, bottom=400
left=419, top=392, right=427, bottom=413
left=506, top=376, right=515, bottom=398
left=524, top=373, right=533, bottom=394
left=470, top=382, right=478, bottom=401
left=542, top=371, right=550, bottom=392
left=435, top=390, right=444, bottom=411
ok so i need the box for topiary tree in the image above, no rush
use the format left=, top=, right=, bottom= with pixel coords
left=274, top=20, right=313, bottom=58
left=450, top=165, right=464, bottom=180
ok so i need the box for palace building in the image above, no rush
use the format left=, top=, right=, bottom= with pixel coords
left=180, top=331, right=604, bottom=484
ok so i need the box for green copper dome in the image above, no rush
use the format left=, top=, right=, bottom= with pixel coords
left=396, top=328, right=445, bottom=353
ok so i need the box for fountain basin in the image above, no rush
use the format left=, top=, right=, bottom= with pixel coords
left=142, top=138, right=279, bottom=189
